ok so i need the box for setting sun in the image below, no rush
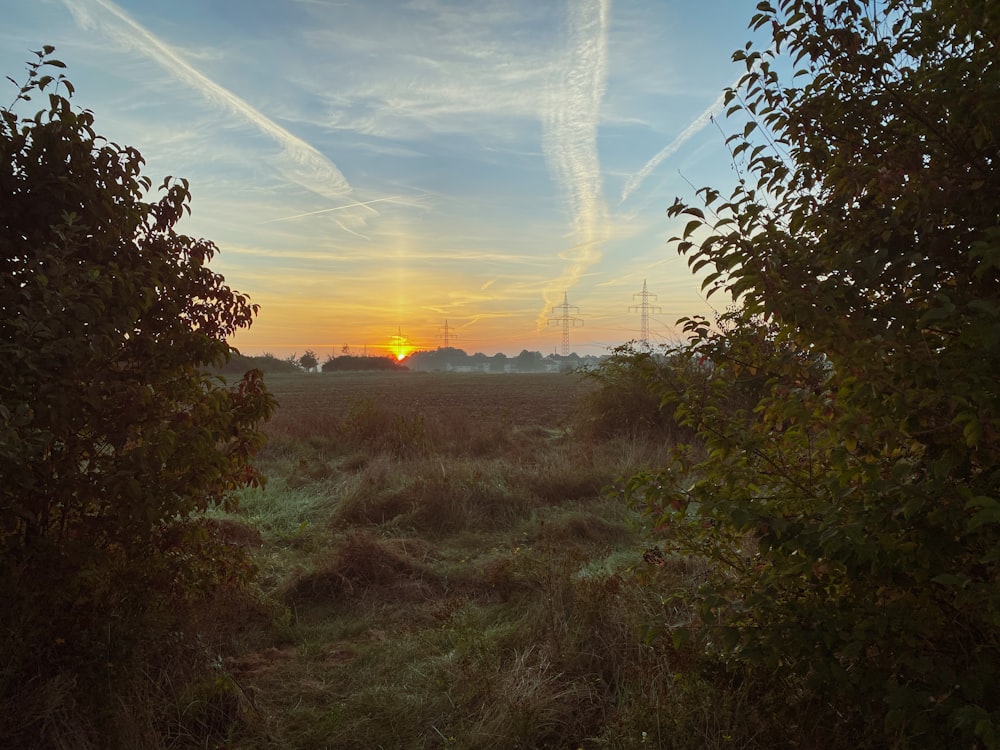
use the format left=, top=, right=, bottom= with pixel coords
left=390, top=328, right=410, bottom=361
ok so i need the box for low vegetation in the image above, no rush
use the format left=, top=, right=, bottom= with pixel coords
left=193, top=370, right=795, bottom=750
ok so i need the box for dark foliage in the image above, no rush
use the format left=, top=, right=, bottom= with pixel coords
left=322, top=355, right=408, bottom=372
left=0, top=49, right=274, bottom=748
left=628, top=2, right=1000, bottom=746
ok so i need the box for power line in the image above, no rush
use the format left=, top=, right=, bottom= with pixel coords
left=548, top=292, right=584, bottom=355
left=629, top=279, right=662, bottom=349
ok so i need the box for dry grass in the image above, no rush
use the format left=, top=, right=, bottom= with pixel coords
left=281, top=529, right=438, bottom=606
left=187, top=371, right=787, bottom=749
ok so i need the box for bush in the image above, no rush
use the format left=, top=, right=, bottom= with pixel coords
left=581, top=345, right=700, bottom=444
left=0, top=50, right=273, bottom=747
left=629, top=2, right=1000, bottom=746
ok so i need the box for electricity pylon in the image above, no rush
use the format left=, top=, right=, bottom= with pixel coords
left=439, top=319, right=457, bottom=348
left=548, top=292, right=583, bottom=355
left=629, top=279, right=661, bottom=349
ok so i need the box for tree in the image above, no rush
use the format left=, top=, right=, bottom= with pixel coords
left=0, top=49, right=274, bottom=746
left=514, top=349, right=543, bottom=372
left=300, top=349, right=319, bottom=371
left=633, top=2, right=1000, bottom=746
left=321, top=354, right=407, bottom=372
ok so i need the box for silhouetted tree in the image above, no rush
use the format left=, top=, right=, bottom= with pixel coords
left=300, top=349, right=319, bottom=371
left=0, top=49, right=274, bottom=747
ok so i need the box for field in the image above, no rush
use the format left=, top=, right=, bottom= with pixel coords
left=195, top=370, right=760, bottom=750
left=264, top=371, right=591, bottom=429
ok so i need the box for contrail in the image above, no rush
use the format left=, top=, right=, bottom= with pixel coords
left=539, top=0, right=611, bottom=325
left=62, top=0, right=353, bottom=204
left=262, top=195, right=402, bottom=224
left=618, top=80, right=737, bottom=206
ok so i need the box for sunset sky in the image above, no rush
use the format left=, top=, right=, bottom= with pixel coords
left=3, top=0, right=765, bottom=358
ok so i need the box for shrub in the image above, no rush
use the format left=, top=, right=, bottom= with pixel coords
left=0, top=50, right=273, bottom=747
left=581, top=345, right=701, bottom=444
left=629, top=1, right=1000, bottom=745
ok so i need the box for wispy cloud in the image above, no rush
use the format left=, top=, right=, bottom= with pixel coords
left=618, top=77, right=740, bottom=205
left=540, top=0, right=611, bottom=323
left=61, top=0, right=354, bottom=206
left=222, top=244, right=547, bottom=267
left=262, top=195, right=402, bottom=224
left=297, top=1, right=556, bottom=143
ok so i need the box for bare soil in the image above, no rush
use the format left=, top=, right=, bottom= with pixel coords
left=262, top=370, right=596, bottom=430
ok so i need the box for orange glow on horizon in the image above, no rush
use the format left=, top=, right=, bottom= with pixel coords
left=389, top=328, right=410, bottom=362
left=389, top=342, right=411, bottom=360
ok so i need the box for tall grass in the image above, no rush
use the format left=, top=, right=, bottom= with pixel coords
left=192, top=372, right=814, bottom=749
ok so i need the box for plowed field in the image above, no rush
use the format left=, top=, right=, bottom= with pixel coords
left=262, top=371, right=597, bottom=429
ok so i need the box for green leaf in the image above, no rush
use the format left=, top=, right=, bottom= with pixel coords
left=671, top=626, right=692, bottom=650
left=683, top=219, right=702, bottom=238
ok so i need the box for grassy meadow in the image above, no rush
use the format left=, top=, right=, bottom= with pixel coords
left=192, top=370, right=765, bottom=750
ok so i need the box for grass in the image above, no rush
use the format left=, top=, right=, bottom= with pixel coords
left=190, top=370, right=787, bottom=749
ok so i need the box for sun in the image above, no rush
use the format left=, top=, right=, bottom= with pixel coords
left=389, top=327, right=410, bottom=361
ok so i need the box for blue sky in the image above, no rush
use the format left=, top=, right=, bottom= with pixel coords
left=3, top=0, right=764, bottom=357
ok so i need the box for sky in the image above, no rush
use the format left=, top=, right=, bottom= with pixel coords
left=2, top=0, right=766, bottom=359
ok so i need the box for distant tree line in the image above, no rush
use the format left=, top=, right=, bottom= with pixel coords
left=321, top=354, right=407, bottom=372
left=215, top=352, right=301, bottom=375
left=405, top=347, right=605, bottom=373
left=220, top=347, right=611, bottom=376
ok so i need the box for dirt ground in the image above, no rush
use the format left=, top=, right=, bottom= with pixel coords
left=262, top=370, right=597, bottom=430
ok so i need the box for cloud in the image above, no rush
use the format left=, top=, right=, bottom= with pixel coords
left=61, top=0, right=353, bottom=205
left=296, top=1, right=557, bottom=143
left=262, top=195, right=403, bottom=224
left=540, top=0, right=611, bottom=323
left=618, top=77, right=741, bottom=205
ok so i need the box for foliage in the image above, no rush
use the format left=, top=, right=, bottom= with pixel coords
left=629, top=1, right=1000, bottom=746
left=217, top=351, right=302, bottom=376
left=581, top=344, right=701, bottom=442
left=321, top=354, right=408, bottom=372
left=0, top=49, right=274, bottom=747
left=299, top=349, right=319, bottom=371
left=514, top=348, right=546, bottom=372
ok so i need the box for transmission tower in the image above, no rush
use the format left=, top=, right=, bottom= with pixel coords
left=439, top=319, right=457, bottom=348
left=548, top=292, right=584, bottom=355
left=629, top=279, right=662, bottom=348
